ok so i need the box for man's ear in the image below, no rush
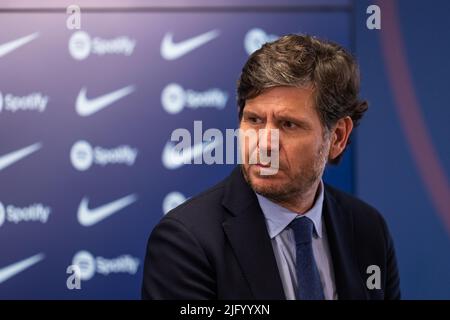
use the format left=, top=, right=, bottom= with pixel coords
left=328, top=116, right=354, bottom=161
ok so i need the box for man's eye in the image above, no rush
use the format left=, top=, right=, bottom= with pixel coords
left=282, top=121, right=297, bottom=129
left=248, top=117, right=262, bottom=124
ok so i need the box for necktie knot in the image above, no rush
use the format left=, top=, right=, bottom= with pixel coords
left=290, top=216, right=314, bottom=245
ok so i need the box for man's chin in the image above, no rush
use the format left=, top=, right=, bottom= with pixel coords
left=249, top=180, right=290, bottom=201
left=245, top=168, right=287, bottom=195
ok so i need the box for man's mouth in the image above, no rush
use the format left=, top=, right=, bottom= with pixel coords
left=254, top=163, right=271, bottom=168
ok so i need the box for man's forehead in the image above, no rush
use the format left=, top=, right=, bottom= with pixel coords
left=245, top=87, right=316, bottom=112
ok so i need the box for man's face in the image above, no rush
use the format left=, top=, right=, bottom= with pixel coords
left=239, top=86, right=330, bottom=202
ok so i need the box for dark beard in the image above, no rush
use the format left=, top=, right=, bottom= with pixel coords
left=241, top=164, right=320, bottom=203
left=240, top=141, right=328, bottom=205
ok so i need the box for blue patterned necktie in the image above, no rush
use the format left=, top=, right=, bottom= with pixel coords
left=290, top=217, right=325, bottom=300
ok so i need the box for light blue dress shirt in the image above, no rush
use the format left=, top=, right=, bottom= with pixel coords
left=255, top=181, right=338, bottom=300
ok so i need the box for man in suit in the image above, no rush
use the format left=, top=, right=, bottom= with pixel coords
left=141, top=34, right=401, bottom=300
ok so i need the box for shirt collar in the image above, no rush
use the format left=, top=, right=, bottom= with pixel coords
left=255, top=180, right=324, bottom=239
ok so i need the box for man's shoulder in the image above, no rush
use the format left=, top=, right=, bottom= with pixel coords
left=163, top=176, right=229, bottom=228
left=325, top=183, right=389, bottom=234
left=325, top=184, right=379, bottom=213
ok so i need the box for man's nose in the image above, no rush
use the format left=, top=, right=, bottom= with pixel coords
left=258, top=124, right=276, bottom=154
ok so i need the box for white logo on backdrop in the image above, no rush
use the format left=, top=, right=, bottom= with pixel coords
left=244, top=28, right=278, bottom=55
left=162, top=192, right=187, bottom=215
left=77, top=194, right=138, bottom=227
left=69, top=31, right=136, bottom=60
left=0, top=91, right=49, bottom=113
left=0, top=33, right=39, bottom=58
left=76, top=85, right=135, bottom=117
left=0, top=203, right=5, bottom=227
left=161, top=29, right=220, bottom=60
left=0, top=253, right=45, bottom=284
left=70, top=140, right=138, bottom=171
left=72, top=250, right=139, bottom=281
left=0, top=143, right=42, bottom=172
left=161, top=83, right=227, bottom=114
left=0, top=201, right=51, bottom=227
left=162, top=140, right=221, bottom=170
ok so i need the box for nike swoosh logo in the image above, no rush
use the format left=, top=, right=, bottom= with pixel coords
left=161, top=29, right=220, bottom=60
left=0, top=253, right=45, bottom=284
left=162, top=140, right=220, bottom=170
left=77, top=194, right=138, bottom=227
left=76, top=85, right=135, bottom=117
left=0, top=143, right=42, bottom=171
left=0, top=32, right=39, bottom=58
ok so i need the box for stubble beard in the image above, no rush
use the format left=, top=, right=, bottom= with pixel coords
left=241, top=139, right=330, bottom=205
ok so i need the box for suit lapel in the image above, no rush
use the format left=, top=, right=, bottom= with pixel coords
left=323, top=186, right=368, bottom=299
left=221, top=167, right=286, bottom=299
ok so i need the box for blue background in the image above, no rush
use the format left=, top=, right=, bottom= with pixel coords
left=0, top=0, right=448, bottom=299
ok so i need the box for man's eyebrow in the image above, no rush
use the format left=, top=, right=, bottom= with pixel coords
left=242, top=110, right=263, bottom=118
left=275, top=114, right=312, bottom=129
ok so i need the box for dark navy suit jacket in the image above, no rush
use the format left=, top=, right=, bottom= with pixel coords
left=142, top=167, right=401, bottom=299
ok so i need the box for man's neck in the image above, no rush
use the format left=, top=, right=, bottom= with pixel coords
left=269, top=180, right=322, bottom=215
